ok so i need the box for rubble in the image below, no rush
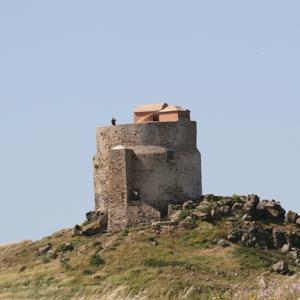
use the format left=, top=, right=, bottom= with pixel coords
left=82, top=221, right=103, bottom=236
left=167, top=194, right=300, bottom=252
left=286, top=210, right=298, bottom=224
left=271, top=260, right=290, bottom=275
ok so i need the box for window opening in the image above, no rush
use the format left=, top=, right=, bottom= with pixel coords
left=130, top=189, right=140, bottom=201
left=167, top=150, right=174, bottom=161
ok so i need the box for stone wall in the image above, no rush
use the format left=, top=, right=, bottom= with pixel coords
left=94, top=119, right=202, bottom=212
left=105, top=148, right=161, bottom=232
left=132, top=147, right=201, bottom=213
left=127, top=201, right=161, bottom=228
left=95, top=119, right=197, bottom=154
left=93, top=118, right=202, bottom=231
left=107, top=148, right=133, bottom=232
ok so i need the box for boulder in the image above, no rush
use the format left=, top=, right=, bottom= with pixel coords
left=191, top=210, right=210, bottom=221
left=296, top=218, right=300, bottom=227
left=271, top=260, right=289, bottom=274
left=267, top=200, right=286, bottom=219
left=232, top=202, right=243, bottom=210
left=47, top=250, right=58, bottom=260
left=151, top=223, right=161, bottom=234
left=281, top=244, right=290, bottom=253
left=209, top=208, right=223, bottom=221
left=272, top=228, right=288, bottom=248
left=287, top=250, right=299, bottom=259
left=73, top=224, right=83, bottom=236
left=218, top=206, right=231, bottom=216
left=287, top=230, right=300, bottom=248
left=215, top=238, right=229, bottom=247
left=197, top=201, right=213, bottom=213
left=168, top=204, right=182, bottom=219
left=231, top=202, right=244, bottom=216
left=179, top=216, right=197, bottom=229
left=86, top=209, right=108, bottom=225
left=149, top=240, right=158, bottom=246
left=241, top=214, right=252, bottom=221
left=227, top=229, right=243, bottom=243
left=82, top=221, right=102, bottom=236
left=58, top=242, right=74, bottom=252
left=86, top=211, right=98, bottom=222
left=168, top=209, right=182, bottom=222
left=242, top=201, right=256, bottom=217
left=247, top=194, right=260, bottom=206
left=256, top=200, right=268, bottom=218
left=286, top=211, right=298, bottom=223
left=256, top=200, right=285, bottom=222
left=209, top=206, right=231, bottom=221
left=268, top=208, right=286, bottom=221
left=203, top=194, right=214, bottom=202
left=182, top=200, right=195, bottom=210
left=38, top=244, right=52, bottom=255
left=239, top=196, right=248, bottom=203
left=241, top=223, right=273, bottom=248
left=219, top=197, right=234, bottom=207
left=258, top=278, right=268, bottom=289
left=241, top=225, right=257, bottom=246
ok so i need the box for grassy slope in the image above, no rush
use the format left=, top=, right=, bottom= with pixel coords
left=1, top=221, right=300, bottom=300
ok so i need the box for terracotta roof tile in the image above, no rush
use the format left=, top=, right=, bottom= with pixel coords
left=134, top=103, right=168, bottom=113
left=160, top=105, right=186, bottom=112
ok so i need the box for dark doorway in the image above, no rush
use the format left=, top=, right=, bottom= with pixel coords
left=130, top=189, right=140, bottom=201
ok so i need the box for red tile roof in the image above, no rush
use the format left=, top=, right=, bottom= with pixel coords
left=134, top=103, right=168, bottom=113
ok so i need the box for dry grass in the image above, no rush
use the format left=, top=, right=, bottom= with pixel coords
left=0, top=222, right=300, bottom=299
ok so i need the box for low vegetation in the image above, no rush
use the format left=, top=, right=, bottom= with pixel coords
left=1, top=217, right=300, bottom=300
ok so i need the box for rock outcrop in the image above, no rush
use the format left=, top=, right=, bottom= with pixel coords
left=168, top=194, right=300, bottom=256
left=74, top=210, right=108, bottom=236
left=271, top=261, right=290, bottom=275
left=171, top=194, right=287, bottom=223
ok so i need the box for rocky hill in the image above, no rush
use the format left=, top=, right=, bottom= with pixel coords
left=2, top=194, right=300, bottom=299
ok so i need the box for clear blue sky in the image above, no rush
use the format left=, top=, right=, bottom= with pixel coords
left=1, top=1, right=299, bottom=243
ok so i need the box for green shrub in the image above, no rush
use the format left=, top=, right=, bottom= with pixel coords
left=143, top=258, right=193, bottom=269
left=60, top=258, right=72, bottom=271
left=233, top=247, right=282, bottom=269
left=180, top=210, right=189, bottom=219
left=232, top=194, right=241, bottom=203
left=121, top=228, right=129, bottom=237
left=169, top=204, right=182, bottom=211
left=106, top=241, right=120, bottom=251
left=184, top=217, right=198, bottom=229
left=82, top=269, right=95, bottom=275
left=56, top=242, right=74, bottom=253
left=89, top=254, right=105, bottom=267
left=179, top=223, right=219, bottom=249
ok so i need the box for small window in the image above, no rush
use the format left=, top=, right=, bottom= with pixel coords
left=167, top=150, right=174, bottom=161
left=153, top=114, right=159, bottom=121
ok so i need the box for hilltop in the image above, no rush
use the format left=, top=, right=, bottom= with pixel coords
left=1, top=194, right=300, bottom=299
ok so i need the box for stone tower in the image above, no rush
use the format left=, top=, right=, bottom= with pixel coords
left=93, top=103, right=202, bottom=232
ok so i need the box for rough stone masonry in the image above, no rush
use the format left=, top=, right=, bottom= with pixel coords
left=93, top=103, right=202, bottom=232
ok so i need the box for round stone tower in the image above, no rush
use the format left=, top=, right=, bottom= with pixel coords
left=93, top=103, right=202, bottom=231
